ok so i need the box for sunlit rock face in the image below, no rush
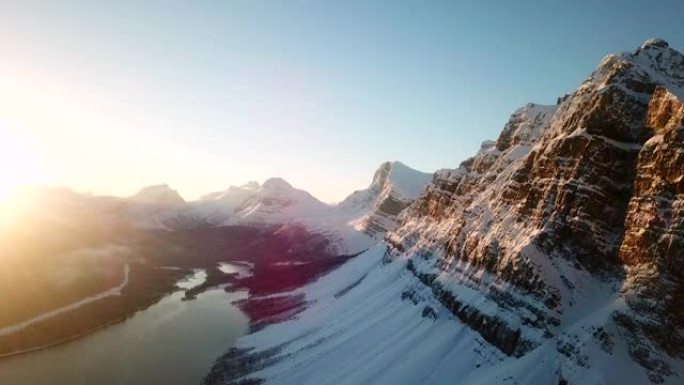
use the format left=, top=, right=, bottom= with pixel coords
left=617, top=86, right=684, bottom=378
left=384, top=39, right=684, bottom=381
left=621, top=87, right=684, bottom=268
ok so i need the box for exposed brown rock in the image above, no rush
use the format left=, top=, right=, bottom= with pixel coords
left=618, top=87, right=684, bottom=363
left=646, top=86, right=684, bottom=134
left=386, top=40, right=684, bottom=377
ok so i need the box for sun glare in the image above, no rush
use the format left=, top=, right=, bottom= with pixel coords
left=0, top=127, right=44, bottom=216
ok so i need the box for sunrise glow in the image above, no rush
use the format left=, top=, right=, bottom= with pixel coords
left=0, top=128, right=43, bottom=201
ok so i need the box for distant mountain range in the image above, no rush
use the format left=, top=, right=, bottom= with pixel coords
left=10, top=161, right=432, bottom=254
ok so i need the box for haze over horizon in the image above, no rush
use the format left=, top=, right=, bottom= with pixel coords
left=1, top=1, right=683, bottom=202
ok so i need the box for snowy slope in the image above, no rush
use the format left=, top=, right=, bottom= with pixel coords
left=204, top=246, right=670, bottom=385
left=200, top=181, right=260, bottom=203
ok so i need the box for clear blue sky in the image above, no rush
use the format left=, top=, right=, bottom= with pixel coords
left=0, top=0, right=682, bottom=202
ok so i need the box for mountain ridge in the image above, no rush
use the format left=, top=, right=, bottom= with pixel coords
left=205, top=39, right=684, bottom=385
left=8, top=161, right=433, bottom=253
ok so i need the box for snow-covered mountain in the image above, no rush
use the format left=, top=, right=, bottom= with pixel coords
left=178, top=182, right=263, bottom=226
left=139, top=164, right=432, bottom=251
left=232, top=178, right=331, bottom=224
left=129, top=184, right=185, bottom=205
left=121, top=184, right=189, bottom=229
left=14, top=161, right=432, bottom=252
left=337, top=161, right=432, bottom=236
left=205, top=39, right=684, bottom=385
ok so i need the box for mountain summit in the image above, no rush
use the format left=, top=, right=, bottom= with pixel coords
left=130, top=184, right=185, bottom=205
left=234, top=177, right=329, bottom=224
left=641, top=37, right=669, bottom=49
left=337, top=161, right=432, bottom=236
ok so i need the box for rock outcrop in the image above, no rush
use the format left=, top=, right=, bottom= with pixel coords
left=616, top=86, right=684, bottom=381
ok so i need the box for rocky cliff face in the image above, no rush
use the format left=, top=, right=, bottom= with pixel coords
left=616, top=86, right=684, bottom=379
left=620, top=86, right=684, bottom=268
left=384, top=39, right=684, bottom=381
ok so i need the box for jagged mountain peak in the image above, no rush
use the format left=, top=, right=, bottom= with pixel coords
left=641, top=37, right=669, bottom=50
left=386, top=160, right=414, bottom=171
left=130, top=184, right=185, bottom=205
left=261, top=177, right=293, bottom=190
left=588, top=40, right=684, bottom=99
left=234, top=177, right=329, bottom=224
left=496, top=103, right=557, bottom=151
left=368, top=162, right=393, bottom=191
left=373, top=160, right=412, bottom=177
left=337, top=161, right=432, bottom=237
left=631, top=39, right=684, bottom=84
left=539, top=40, right=684, bottom=146
left=368, top=161, right=431, bottom=198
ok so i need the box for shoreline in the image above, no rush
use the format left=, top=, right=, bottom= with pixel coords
left=0, top=252, right=354, bottom=365
left=0, top=288, right=178, bottom=360
left=0, top=264, right=131, bottom=337
left=0, top=266, right=235, bottom=361
left=0, top=264, right=197, bottom=360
